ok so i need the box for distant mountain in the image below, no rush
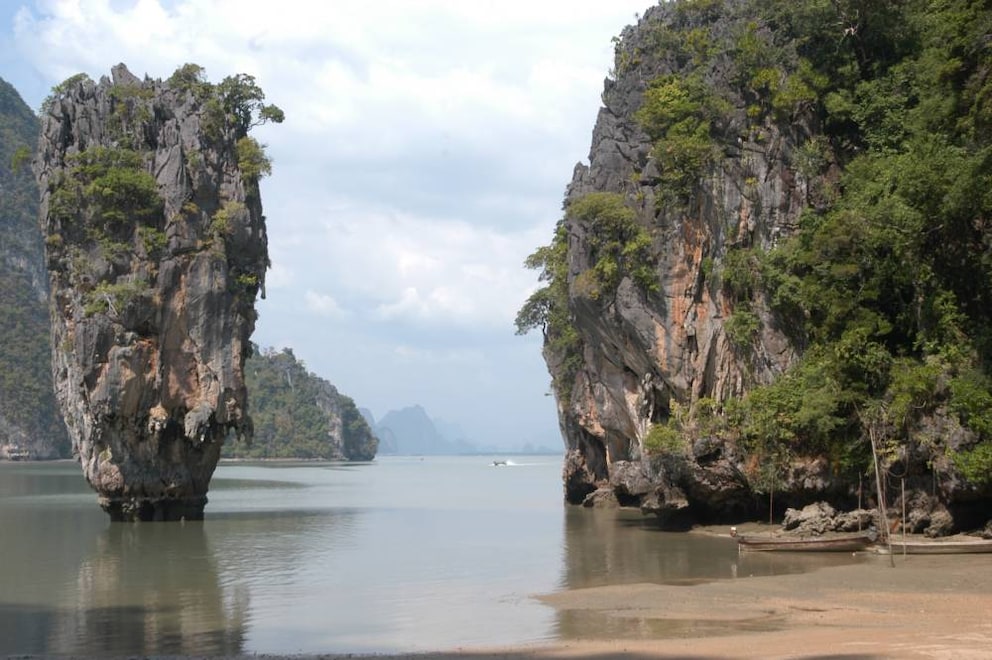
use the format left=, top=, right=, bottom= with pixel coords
left=373, top=405, right=481, bottom=455
left=370, top=405, right=564, bottom=455
left=518, top=442, right=564, bottom=455
left=433, top=418, right=469, bottom=446
left=0, top=77, right=68, bottom=459
left=374, top=405, right=447, bottom=455
left=224, top=346, right=378, bottom=460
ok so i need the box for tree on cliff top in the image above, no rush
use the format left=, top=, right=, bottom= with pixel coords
left=167, top=63, right=284, bottom=134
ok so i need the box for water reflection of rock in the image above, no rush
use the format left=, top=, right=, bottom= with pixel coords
left=557, top=508, right=868, bottom=641
left=47, top=523, right=247, bottom=655
left=560, top=508, right=740, bottom=590
left=561, top=508, right=869, bottom=591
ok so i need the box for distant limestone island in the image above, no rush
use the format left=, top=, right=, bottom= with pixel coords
left=363, top=404, right=561, bottom=456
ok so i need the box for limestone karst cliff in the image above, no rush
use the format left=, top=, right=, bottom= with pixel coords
left=224, top=346, right=378, bottom=461
left=522, top=1, right=992, bottom=533
left=0, top=77, right=68, bottom=459
left=35, top=63, right=281, bottom=520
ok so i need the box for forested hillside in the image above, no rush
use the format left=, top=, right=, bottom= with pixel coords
left=520, top=0, right=992, bottom=532
left=224, top=346, right=378, bottom=460
left=0, top=77, right=67, bottom=458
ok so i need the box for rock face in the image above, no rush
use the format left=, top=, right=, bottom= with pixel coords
left=226, top=347, right=378, bottom=461
left=0, top=77, right=68, bottom=459
left=323, top=391, right=378, bottom=462
left=530, top=2, right=992, bottom=533
left=35, top=64, right=276, bottom=520
left=554, top=4, right=810, bottom=513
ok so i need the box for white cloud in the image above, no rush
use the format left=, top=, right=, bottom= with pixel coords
left=303, top=290, right=349, bottom=319
left=286, top=202, right=549, bottom=328
left=392, top=345, right=484, bottom=365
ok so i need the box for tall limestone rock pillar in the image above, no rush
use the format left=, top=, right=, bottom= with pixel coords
left=35, top=64, right=281, bottom=521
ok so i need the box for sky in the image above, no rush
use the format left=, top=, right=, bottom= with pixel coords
left=0, top=0, right=652, bottom=450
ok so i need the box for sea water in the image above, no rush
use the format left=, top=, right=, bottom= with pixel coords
left=0, top=456, right=860, bottom=655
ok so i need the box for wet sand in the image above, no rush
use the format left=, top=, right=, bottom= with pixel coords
left=530, top=551, right=992, bottom=658
left=379, top=528, right=992, bottom=659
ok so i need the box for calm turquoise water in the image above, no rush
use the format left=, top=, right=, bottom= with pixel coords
left=0, top=456, right=860, bottom=654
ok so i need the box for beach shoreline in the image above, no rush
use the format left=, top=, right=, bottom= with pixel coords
left=10, top=523, right=992, bottom=659
left=116, top=549, right=989, bottom=660
left=114, top=555, right=992, bottom=660
left=348, top=546, right=992, bottom=659
left=527, top=550, right=992, bottom=658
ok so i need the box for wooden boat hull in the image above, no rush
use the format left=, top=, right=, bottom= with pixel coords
left=736, top=533, right=874, bottom=552
left=877, top=540, right=992, bottom=555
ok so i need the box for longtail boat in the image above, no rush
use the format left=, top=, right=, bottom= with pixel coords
left=731, top=528, right=876, bottom=552
left=876, top=538, right=992, bottom=555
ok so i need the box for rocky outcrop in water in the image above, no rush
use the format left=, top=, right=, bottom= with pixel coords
left=525, top=1, right=992, bottom=533
left=35, top=64, right=280, bottom=520
left=0, top=77, right=68, bottom=459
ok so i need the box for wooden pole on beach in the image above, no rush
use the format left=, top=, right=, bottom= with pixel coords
left=902, top=478, right=907, bottom=558
left=769, top=481, right=774, bottom=525
left=858, top=475, right=863, bottom=532
left=868, top=424, right=895, bottom=567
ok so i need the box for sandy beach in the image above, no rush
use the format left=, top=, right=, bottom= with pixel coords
left=528, top=552, right=992, bottom=658
left=360, top=529, right=992, bottom=660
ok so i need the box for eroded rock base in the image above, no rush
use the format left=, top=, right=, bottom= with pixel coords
left=100, top=495, right=208, bottom=522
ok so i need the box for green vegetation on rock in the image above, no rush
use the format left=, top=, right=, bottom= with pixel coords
left=516, top=221, right=581, bottom=400
left=517, top=192, right=656, bottom=400
left=236, top=136, right=272, bottom=180
left=570, top=192, right=657, bottom=296
left=741, top=0, right=991, bottom=488
left=635, top=74, right=727, bottom=199
left=51, top=146, right=162, bottom=228
left=644, top=420, right=685, bottom=455
left=740, top=0, right=992, bottom=486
